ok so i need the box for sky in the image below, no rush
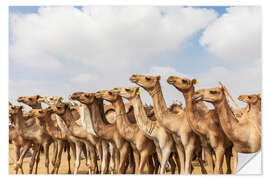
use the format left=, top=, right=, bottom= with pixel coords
left=8, top=6, right=262, bottom=109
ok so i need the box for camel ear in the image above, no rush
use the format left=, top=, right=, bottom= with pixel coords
left=192, top=79, right=198, bottom=85
left=36, top=95, right=41, bottom=99
left=257, top=94, right=261, bottom=98
left=157, top=76, right=161, bottom=80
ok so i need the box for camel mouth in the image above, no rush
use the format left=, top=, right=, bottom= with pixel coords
left=111, top=90, right=119, bottom=95
left=192, top=95, right=202, bottom=103
left=95, top=93, right=102, bottom=98
left=167, top=79, right=175, bottom=85
left=129, top=77, right=138, bottom=83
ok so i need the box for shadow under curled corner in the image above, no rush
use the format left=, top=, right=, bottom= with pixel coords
left=236, top=151, right=262, bottom=174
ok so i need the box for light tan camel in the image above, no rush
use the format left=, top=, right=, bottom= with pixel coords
left=95, top=89, right=158, bottom=174
left=112, top=87, right=177, bottom=174
left=129, top=75, right=204, bottom=174
left=10, top=105, right=53, bottom=174
left=48, top=103, right=101, bottom=174
left=238, top=94, right=261, bottom=125
left=17, top=95, right=59, bottom=171
left=68, top=95, right=111, bottom=174
left=9, top=105, right=35, bottom=174
left=169, top=102, right=184, bottom=114
left=36, top=95, right=74, bottom=174
left=167, top=76, right=235, bottom=174
left=70, top=92, right=132, bottom=174
left=70, top=94, right=117, bottom=174
left=192, top=87, right=261, bottom=153
left=26, top=107, right=75, bottom=174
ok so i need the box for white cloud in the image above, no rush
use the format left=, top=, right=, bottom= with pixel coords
left=71, top=73, right=98, bottom=84
left=200, top=7, right=261, bottom=61
left=10, top=6, right=217, bottom=70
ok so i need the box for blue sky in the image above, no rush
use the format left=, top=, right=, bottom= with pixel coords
left=8, top=6, right=261, bottom=108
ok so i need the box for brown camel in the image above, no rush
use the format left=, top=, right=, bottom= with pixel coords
left=70, top=92, right=132, bottom=174
left=111, top=87, right=177, bottom=174
left=10, top=105, right=53, bottom=174
left=48, top=103, right=101, bottom=174
left=17, top=95, right=59, bottom=171
left=167, top=76, right=235, bottom=174
left=68, top=96, right=110, bottom=174
left=129, top=74, right=204, bottom=174
left=9, top=105, right=35, bottom=174
left=95, top=89, right=157, bottom=174
left=26, top=107, right=75, bottom=174
left=36, top=95, right=75, bottom=174
left=192, top=87, right=261, bottom=153
left=238, top=94, right=261, bottom=125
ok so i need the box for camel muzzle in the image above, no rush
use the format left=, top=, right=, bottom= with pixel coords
left=129, top=76, right=138, bottom=83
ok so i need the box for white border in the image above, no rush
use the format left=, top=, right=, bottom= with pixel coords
left=1, top=0, right=269, bottom=180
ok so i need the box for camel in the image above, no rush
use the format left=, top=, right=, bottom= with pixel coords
left=129, top=74, right=205, bottom=174
left=169, top=101, right=184, bottom=114
left=35, top=95, right=74, bottom=174
left=167, top=76, right=235, bottom=174
left=9, top=104, right=36, bottom=174
left=69, top=95, right=118, bottom=174
left=47, top=103, right=101, bottom=174
left=70, top=92, right=132, bottom=174
left=192, top=87, right=261, bottom=153
left=17, top=95, right=59, bottom=172
left=68, top=95, right=111, bottom=174
left=111, top=87, right=178, bottom=174
left=238, top=94, right=261, bottom=124
left=10, top=105, right=53, bottom=174
left=95, top=89, right=158, bottom=174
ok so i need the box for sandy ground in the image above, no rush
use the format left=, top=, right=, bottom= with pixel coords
left=9, top=144, right=233, bottom=174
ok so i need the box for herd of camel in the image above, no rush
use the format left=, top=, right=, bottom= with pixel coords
left=9, top=74, right=261, bottom=175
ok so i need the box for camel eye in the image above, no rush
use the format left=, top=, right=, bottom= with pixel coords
left=29, top=98, right=33, bottom=101
left=210, top=90, right=217, bottom=94
left=248, top=96, right=252, bottom=99
left=182, top=79, right=187, bottom=84
left=145, top=77, right=151, bottom=81
left=108, top=91, right=112, bottom=95
left=125, top=88, right=130, bottom=92
left=85, top=94, right=90, bottom=98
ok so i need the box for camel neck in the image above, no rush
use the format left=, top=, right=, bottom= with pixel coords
left=130, top=95, right=155, bottom=136
left=88, top=98, right=114, bottom=138
left=183, top=87, right=199, bottom=124
left=213, top=95, right=238, bottom=137
left=112, top=97, right=135, bottom=140
left=14, top=110, right=25, bottom=136
left=61, top=108, right=73, bottom=127
left=149, top=82, right=167, bottom=120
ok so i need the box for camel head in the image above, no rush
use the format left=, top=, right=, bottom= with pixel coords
left=111, top=87, right=140, bottom=100
left=192, top=87, right=225, bottom=104
left=9, top=105, right=24, bottom=117
left=28, top=109, right=49, bottom=119
left=37, top=96, right=64, bottom=105
left=95, top=89, right=119, bottom=103
left=17, top=95, right=41, bottom=107
left=129, top=74, right=161, bottom=91
left=169, top=101, right=183, bottom=113
left=167, top=76, right=198, bottom=92
left=48, top=103, right=69, bottom=116
left=238, top=94, right=261, bottom=104
left=71, top=92, right=95, bottom=105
